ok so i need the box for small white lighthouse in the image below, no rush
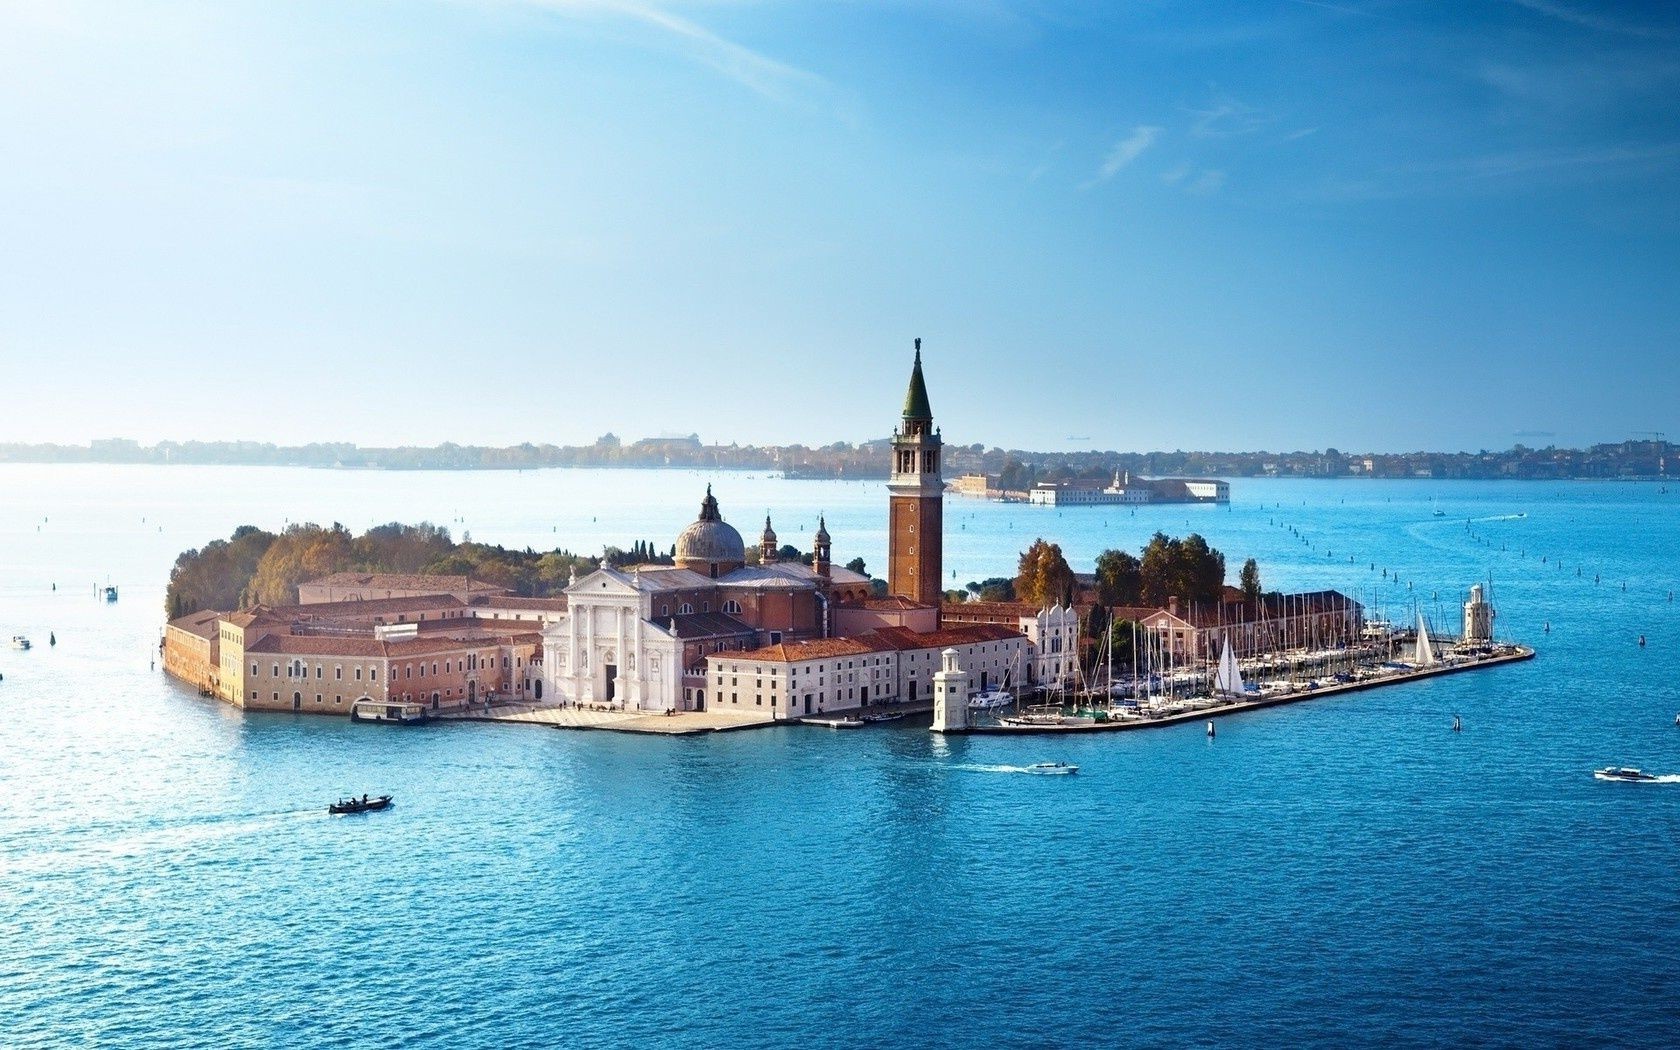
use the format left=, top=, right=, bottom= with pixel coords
left=1462, top=584, right=1494, bottom=643
left=931, top=647, right=970, bottom=734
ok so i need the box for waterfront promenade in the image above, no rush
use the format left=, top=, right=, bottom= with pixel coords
left=438, top=701, right=776, bottom=735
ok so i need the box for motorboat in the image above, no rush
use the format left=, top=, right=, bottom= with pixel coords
left=1593, top=767, right=1660, bottom=783
left=9, top=636, right=31, bottom=650
left=968, top=690, right=1013, bottom=710
left=861, top=712, right=907, bottom=723
left=329, top=794, right=393, bottom=815
left=1022, top=762, right=1078, bottom=775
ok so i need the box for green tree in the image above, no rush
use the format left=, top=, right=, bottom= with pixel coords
left=1015, top=538, right=1077, bottom=608
left=1139, top=531, right=1226, bottom=605
left=1108, top=619, right=1142, bottom=672
left=967, top=577, right=1016, bottom=603
left=1094, top=548, right=1142, bottom=607
left=1240, top=558, right=1262, bottom=602
left=846, top=557, right=867, bottom=575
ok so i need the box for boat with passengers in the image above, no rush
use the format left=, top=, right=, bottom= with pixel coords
left=329, top=794, right=393, bottom=815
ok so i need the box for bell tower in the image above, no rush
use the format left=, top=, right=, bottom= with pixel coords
left=888, top=338, right=944, bottom=617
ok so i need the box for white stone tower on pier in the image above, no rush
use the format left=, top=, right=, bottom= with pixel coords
left=931, top=647, right=970, bottom=733
left=1462, top=584, right=1495, bottom=643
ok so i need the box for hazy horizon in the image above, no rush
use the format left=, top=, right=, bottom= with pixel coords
left=3, top=2, right=1676, bottom=452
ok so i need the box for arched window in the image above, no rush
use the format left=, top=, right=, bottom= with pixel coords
left=680, top=603, right=693, bottom=615
left=722, top=600, right=742, bottom=614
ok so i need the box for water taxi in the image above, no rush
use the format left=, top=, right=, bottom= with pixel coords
left=1593, top=767, right=1659, bottom=783
left=968, top=689, right=1013, bottom=710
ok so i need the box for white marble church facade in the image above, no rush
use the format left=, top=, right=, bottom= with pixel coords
left=542, top=567, right=687, bottom=712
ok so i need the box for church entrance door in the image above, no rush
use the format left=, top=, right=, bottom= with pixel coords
left=605, top=666, right=617, bottom=703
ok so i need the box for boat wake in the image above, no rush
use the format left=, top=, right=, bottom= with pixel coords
left=0, top=808, right=320, bottom=876
left=950, top=763, right=1077, bottom=776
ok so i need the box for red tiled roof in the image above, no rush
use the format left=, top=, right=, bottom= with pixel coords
left=277, top=594, right=467, bottom=619
left=730, top=637, right=879, bottom=663
left=303, top=572, right=508, bottom=594
left=858, top=623, right=1025, bottom=651
left=834, top=595, right=931, bottom=611
left=166, top=609, right=224, bottom=639
left=467, top=596, right=569, bottom=610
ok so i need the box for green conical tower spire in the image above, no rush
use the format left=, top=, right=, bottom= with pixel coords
left=902, top=337, right=932, bottom=421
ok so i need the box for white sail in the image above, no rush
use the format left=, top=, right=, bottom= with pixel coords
left=1214, top=636, right=1245, bottom=696
left=1413, top=610, right=1437, bottom=667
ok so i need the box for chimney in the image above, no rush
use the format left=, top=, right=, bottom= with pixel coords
left=1168, top=596, right=1180, bottom=617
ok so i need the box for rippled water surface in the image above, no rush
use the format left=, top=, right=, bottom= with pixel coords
left=3, top=466, right=1678, bottom=1047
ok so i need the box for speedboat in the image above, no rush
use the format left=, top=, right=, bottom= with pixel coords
left=329, top=794, right=393, bottom=814
left=1593, top=767, right=1659, bottom=783
left=9, top=636, right=30, bottom=650
left=968, top=690, right=1013, bottom=710
left=861, top=712, right=906, bottom=723
left=1022, top=762, right=1078, bottom=775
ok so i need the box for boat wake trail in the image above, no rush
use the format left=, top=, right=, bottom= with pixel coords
left=0, top=808, right=319, bottom=876
left=950, top=763, right=1076, bottom=776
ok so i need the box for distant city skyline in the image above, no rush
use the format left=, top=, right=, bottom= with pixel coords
left=2, top=1, right=1676, bottom=452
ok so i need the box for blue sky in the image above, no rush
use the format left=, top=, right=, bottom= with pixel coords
left=1, top=0, right=1676, bottom=453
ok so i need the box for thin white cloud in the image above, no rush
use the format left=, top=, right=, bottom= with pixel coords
left=1160, top=160, right=1192, bottom=185
left=1282, top=126, right=1320, bottom=142
left=1502, top=0, right=1675, bottom=39
left=1093, top=125, right=1161, bottom=183
left=1187, top=92, right=1271, bottom=138
left=509, top=0, right=829, bottom=106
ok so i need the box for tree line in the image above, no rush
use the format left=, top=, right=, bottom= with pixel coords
left=165, top=522, right=605, bottom=619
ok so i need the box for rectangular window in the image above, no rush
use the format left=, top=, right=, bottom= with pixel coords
left=335, top=666, right=342, bottom=680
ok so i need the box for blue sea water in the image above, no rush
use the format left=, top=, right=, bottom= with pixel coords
left=2, top=465, right=1678, bottom=1048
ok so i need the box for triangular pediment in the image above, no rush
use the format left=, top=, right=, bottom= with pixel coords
left=567, top=566, right=644, bottom=598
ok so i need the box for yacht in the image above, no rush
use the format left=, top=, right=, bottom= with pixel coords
left=1593, top=767, right=1660, bottom=783
left=968, top=689, right=1013, bottom=711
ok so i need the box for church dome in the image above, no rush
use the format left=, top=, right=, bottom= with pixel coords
left=675, top=485, right=745, bottom=568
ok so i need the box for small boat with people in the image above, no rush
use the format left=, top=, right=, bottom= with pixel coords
left=1593, top=767, right=1660, bottom=783
left=328, top=794, right=393, bottom=815
left=1021, top=762, right=1078, bottom=775
left=9, top=636, right=31, bottom=651
left=861, top=712, right=907, bottom=723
